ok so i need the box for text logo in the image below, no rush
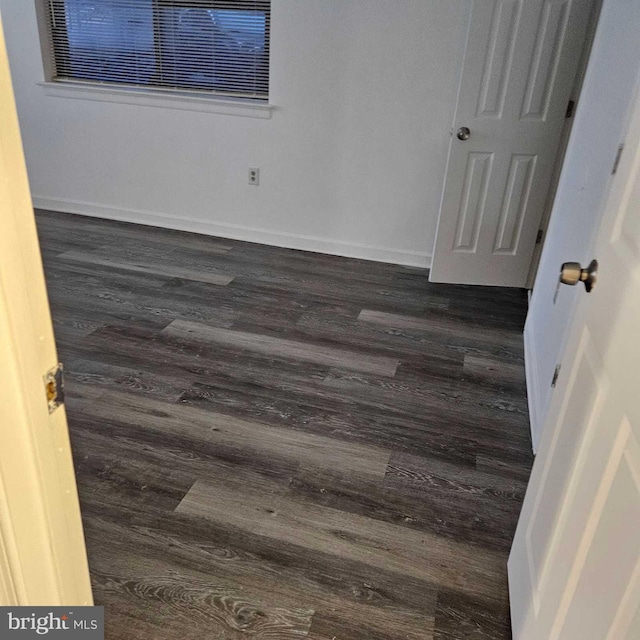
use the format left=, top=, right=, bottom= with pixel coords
left=0, top=607, right=103, bottom=639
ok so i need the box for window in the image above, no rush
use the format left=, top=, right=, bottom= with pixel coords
left=43, top=0, right=270, bottom=101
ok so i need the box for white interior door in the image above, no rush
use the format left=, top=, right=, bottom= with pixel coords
left=508, top=61, right=640, bottom=640
left=430, top=0, right=594, bottom=287
left=524, top=0, right=640, bottom=451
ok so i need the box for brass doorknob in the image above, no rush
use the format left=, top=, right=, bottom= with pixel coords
left=457, top=126, right=471, bottom=141
left=560, top=259, right=598, bottom=292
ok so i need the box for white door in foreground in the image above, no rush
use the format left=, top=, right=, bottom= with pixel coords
left=430, top=0, right=594, bottom=286
left=524, top=0, right=640, bottom=451
left=508, top=68, right=640, bottom=639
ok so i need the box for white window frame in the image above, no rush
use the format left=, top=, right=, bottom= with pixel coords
left=34, top=0, right=273, bottom=119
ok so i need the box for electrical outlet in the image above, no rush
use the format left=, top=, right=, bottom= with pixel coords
left=248, top=167, right=260, bottom=185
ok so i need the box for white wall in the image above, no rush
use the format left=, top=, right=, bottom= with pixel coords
left=0, top=0, right=468, bottom=266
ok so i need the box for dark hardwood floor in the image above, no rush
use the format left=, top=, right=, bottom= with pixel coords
left=36, top=209, right=533, bottom=640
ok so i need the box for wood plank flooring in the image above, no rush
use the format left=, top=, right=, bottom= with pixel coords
left=36, top=210, right=533, bottom=640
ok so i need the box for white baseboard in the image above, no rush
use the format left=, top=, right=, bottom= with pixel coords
left=524, top=322, right=540, bottom=454
left=32, top=196, right=432, bottom=269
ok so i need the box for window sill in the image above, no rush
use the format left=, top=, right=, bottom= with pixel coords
left=39, top=81, right=273, bottom=119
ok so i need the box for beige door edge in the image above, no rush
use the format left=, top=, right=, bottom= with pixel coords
left=0, top=15, right=93, bottom=606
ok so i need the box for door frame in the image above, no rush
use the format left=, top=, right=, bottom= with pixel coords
left=0, top=15, right=92, bottom=605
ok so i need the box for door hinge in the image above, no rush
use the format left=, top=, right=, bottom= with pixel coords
left=551, top=364, right=561, bottom=388
left=612, top=144, right=624, bottom=174
left=536, top=228, right=544, bottom=244
left=565, top=99, right=576, bottom=118
left=44, top=363, right=65, bottom=414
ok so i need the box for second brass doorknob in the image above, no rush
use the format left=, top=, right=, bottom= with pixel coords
left=560, top=259, right=598, bottom=292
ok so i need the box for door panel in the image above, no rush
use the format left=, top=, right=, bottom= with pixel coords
left=476, top=0, right=521, bottom=118
left=520, top=1, right=571, bottom=121
left=558, top=422, right=640, bottom=638
left=431, top=0, right=594, bottom=286
left=454, top=152, right=494, bottom=251
left=493, top=154, right=536, bottom=253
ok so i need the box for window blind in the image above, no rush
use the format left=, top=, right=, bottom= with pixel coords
left=44, top=0, right=270, bottom=100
